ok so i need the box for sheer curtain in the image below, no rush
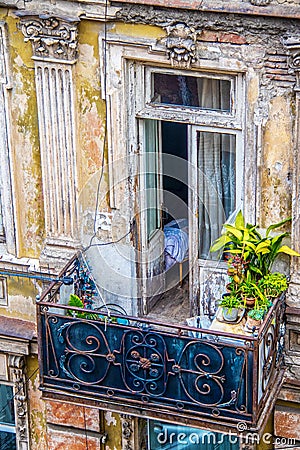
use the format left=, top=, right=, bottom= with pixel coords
left=197, top=79, right=236, bottom=259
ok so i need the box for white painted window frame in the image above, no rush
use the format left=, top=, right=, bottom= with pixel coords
left=100, top=33, right=250, bottom=313
left=0, top=382, right=17, bottom=447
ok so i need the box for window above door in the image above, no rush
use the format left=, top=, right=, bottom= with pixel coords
left=151, top=72, right=232, bottom=112
left=137, top=66, right=243, bottom=130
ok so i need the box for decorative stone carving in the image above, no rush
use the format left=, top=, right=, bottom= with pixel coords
left=121, top=414, right=135, bottom=450
left=8, top=355, right=30, bottom=449
left=164, top=22, right=198, bottom=68
left=249, top=0, right=270, bottom=5
left=284, top=35, right=300, bottom=74
left=17, top=15, right=79, bottom=62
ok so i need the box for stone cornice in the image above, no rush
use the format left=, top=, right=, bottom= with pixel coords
left=115, top=0, right=300, bottom=20
left=16, top=12, right=79, bottom=63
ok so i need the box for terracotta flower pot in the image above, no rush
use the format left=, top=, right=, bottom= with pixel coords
left=245, top=316, right=261, bottom=331
left=243, top=297, right=256, bottom=308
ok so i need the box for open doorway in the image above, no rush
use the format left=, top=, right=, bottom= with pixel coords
left=146, top=120, right=190, bottom=323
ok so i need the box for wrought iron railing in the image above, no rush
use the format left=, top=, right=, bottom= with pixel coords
left=37, top=254, right=286, bottom=433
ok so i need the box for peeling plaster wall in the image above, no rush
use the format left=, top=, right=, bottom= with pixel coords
left=261, top=95, right=293, bottom=226
left=3, top=12, right=44, bottom=258
left=27, top=356, right=48, bottom=450
left=0, top=276, right=38, bottom=321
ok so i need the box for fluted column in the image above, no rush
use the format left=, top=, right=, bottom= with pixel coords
left=18, top=14, right=81, bottom=263
left=283, top=36, right=300, bottom=306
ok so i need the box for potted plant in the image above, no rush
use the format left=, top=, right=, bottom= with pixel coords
left=211, top=211, right=299, bottom=329
left=218, top=294, right=243, bottom=322
left=257, top=272, right=288, bottom=299
left=245, top=308, right=265, bottom=331
left=210, top=210, right=300, bottom=281
left=67, top=294, right=99, bottom=320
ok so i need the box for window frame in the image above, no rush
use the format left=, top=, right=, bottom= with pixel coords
left=137, top=64, right=244, bottom=260
left=0, top=382, right=16, bottom=450
left=138, top=65, right=243, bottom=130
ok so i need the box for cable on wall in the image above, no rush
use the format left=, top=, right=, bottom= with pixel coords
left=88, top=0, right=109, bottom=250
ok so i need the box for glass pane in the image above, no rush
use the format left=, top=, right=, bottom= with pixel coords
left=145, top=120, right=160, bottom=238
left=0, top=430, right=17, bottom=450
left=152, top=73, right=231, bottom=111
left=197, top=131, right=236, bottom=259
left=0, top=385, right=15, bottom=426
left=148, top=420, right=240, bottom=449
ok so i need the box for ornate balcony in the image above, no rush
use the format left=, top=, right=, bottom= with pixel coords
left=37, top=254, right=286, bottom=434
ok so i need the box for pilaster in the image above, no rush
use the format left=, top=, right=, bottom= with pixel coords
left=121, top=414, right=139, bottom=450
left=283, top=35, right=300, bottom=307
left=8, top=355, right=30, bottom=450
left=17, top=14, right=82, bottom=265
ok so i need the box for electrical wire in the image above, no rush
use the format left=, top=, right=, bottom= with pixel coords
left=83, top=226, right=132, bottom=252
left=88, top=0, right=109, bottom=250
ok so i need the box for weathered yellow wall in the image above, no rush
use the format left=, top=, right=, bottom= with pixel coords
left=104, top=411, right=123, bottom=449
left=1, top=11, right=44, bottom=258
left=6, top=12, right=44, bottom=256
left=261, top=95, right=293, bottom=227
left=0, top=277, right=38, bottom=321
left=111, top=22, right=165, bottom=39
left=27, top=355, right=48, bottom=450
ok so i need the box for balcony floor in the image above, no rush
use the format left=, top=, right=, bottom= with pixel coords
left=146, top=276, right=190, bottom=325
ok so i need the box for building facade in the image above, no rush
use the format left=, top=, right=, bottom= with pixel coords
left=0, top=0, right=299, bottom=448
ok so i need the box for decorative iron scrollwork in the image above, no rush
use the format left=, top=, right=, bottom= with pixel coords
left=57, top=320, right=113, bottom=384
left=178, top=341, right=227, bottom=406
left=123, top=331, right=167, bottom=396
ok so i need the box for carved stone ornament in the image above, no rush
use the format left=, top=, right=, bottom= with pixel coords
left=17, top=15, right=79, bottom=62
left=283, top=35, right=300, bottom=71
left=8, top=355, right=29, bottom=448
left=249, top=0, right=271, bottom=5
left=121, top=414, right=134, bottom=450
left=164, top=22, right=198, bottom=68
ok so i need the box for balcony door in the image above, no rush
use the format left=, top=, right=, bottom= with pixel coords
left=140, top=120, right=189, bottom=313
left=128, top=63, right=244, bottom=315
left=140, top=118, right=241, bottom=315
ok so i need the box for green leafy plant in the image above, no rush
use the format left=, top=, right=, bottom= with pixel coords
left=247, top=308, right=265, bottom=322
left=218, top=294, right=243, bottom=313
left=257, top=272, right=288, bottom=299
left=211, top=210, right=300, bottom=281
left=239, top=279, right=266, bottom=302
left=67, top=294, right=99, bottom=320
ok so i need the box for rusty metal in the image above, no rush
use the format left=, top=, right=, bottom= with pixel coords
left=36, top=255, right=286, bottom=432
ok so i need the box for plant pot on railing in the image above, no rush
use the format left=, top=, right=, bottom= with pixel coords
left=245, top=308, right=265, bottom=332
left=219, top=293, right=243, bottom=323
left=243, top=296, right=256, bottom=308
left=222, top=307, right=239, bottom=322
